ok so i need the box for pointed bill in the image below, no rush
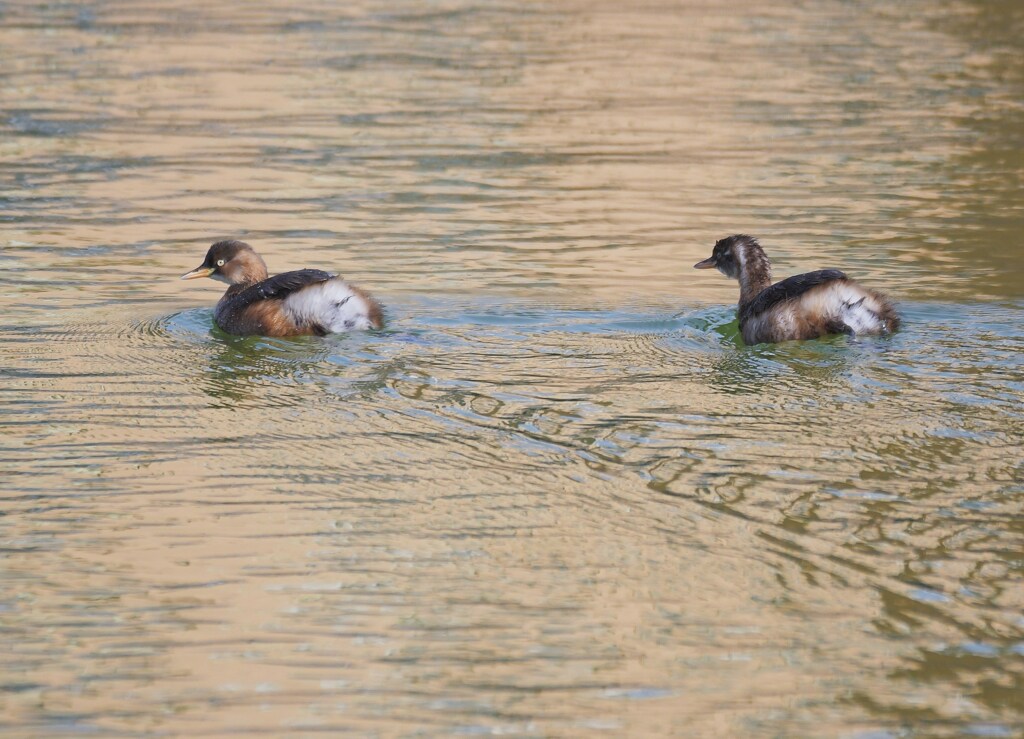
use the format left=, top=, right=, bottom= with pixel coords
left=181, top=266, right=215, bottom=280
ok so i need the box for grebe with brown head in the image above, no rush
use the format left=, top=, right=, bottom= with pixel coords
left=694, top=234, right=899, bottom=345
left=181, top=240, right=383, bottom=337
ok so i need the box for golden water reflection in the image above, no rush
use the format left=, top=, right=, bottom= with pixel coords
left=1, top=0, right=1022, bottom=736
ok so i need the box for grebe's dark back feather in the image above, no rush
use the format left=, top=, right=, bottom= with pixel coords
left=739, top=269, right=848, bottom=322
left=216, top=269, right=338, bottom=336
left=228, top=269, right=334, bottom=307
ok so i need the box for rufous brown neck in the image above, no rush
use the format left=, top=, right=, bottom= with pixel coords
left=225, top=250, right=269, bottom=288
left=736, top=244, right=772, bottom=309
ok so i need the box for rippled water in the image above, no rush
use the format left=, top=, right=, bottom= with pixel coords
left=2, top=0, right=1022, bottom=736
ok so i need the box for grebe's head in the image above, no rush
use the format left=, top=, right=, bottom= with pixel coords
left=693, top=234, right=766, bottom=280
left=181, top=240, right=268, bottom=285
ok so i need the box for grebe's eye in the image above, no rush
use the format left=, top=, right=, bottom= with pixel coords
left=216, top=259, right=226, bottom=267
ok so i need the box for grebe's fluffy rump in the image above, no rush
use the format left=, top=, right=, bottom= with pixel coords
left=740, top=278, right=899, bottom=345
left=283, top=279, right=380, bottom=333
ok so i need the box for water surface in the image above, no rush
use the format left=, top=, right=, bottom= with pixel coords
left=1, top=0, right=1022, bottom=736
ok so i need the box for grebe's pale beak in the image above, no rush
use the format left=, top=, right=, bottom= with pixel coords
left=693, top=257, right=717, bottom=269
left=181, top=266, right=215, bottom=280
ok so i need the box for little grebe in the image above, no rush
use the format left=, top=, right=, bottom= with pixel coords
left=694, top=234, right=899, bottom=345
left=181, top=240, right=383, bottom=337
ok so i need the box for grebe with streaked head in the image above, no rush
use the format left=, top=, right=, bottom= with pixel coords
left=694, top=234, right=899, bottom=345
left=181, top=240, right=383, bottom=337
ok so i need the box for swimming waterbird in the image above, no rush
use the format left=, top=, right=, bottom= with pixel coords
left=181, top=240, right=383, bottom=337
left=694, top=234, right=899, bottom=344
